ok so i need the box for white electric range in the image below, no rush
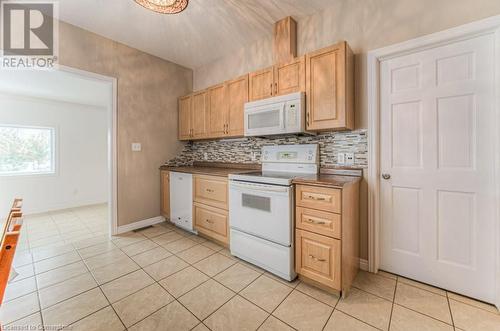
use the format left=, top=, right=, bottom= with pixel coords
left=228, top=144, right=319, bottom=281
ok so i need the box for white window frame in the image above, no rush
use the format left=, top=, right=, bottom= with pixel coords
left=0, top=124, right=57, bottom=177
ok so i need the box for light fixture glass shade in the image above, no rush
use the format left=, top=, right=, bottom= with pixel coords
left=134, top=0, right=188, bottom=14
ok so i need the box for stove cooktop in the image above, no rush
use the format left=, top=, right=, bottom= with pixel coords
left=229, top=171, right=312, bottom=186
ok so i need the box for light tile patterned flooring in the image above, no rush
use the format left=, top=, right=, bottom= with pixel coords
left=2, top=205, right=499, bottom=331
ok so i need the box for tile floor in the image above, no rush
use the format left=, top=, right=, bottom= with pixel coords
left=2, top=205, right=499, bottom=331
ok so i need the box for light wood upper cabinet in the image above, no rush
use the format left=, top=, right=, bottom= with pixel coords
left=225, top=75, right=248, bottom=137
left=178, top=95, right=192, bottom=140
left=192, top=90, right=209, bottom=139
left=274, top=55, right=305, bottom=96
left=208, top=84, right=227, bottom=138
left=160, top=170, right=170, bottom=219
left=179, top=41, right=354, bottom=141
left=249, top=66, right=274, bottom=101
left=306, top=41, right=354, bottom=131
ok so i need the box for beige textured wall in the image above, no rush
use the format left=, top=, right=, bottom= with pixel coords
left=193, top=0, right=500, bottom=259
left=59, top=22, right=192, bottom=227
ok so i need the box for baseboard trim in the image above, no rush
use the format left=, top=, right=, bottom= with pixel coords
left=116, top=216, right=165, bottom=234
left=359, top=259, right=369, bottom=271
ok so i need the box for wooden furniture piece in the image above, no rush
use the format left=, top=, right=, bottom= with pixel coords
left=192, top=90, right=209, bottom=139
left=160, top=170, right=170, bottom=219
left=0, top=199, right=23, bottom=305
left=178, top=94, right=192, bottom=140
left=225, top=75, right=248, bottom=137
left=273, top=16, right=297, bottom=64
left=249, top=57, right=306, bottom=101
left=193, top=175, right=229, bottom=245
left=208, top=83, right=227, bottom=138
left=249, top=66, right=275, bottom=101
left=305, top=41, right=354, bottom=131
left=179, top=75, right=248, bottom=141
left=179, top=38, right=355, bottom=139
left=295, top=181, right=359, bottom=296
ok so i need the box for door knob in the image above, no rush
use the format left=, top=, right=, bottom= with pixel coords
left=382, top=173, right=391, bottom=180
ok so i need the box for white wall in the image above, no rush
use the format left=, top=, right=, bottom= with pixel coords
left=0, top=93, right=108, bottom=215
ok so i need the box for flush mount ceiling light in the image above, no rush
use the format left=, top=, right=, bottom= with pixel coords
left=134, top=0, right=188, bottom=14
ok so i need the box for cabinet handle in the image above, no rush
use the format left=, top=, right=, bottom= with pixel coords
left=308, top=254, right=326, bottom=262
left=306, top=112, right=310, bottom=127
left=205, top=219, right=214, bottom=224
left=274, top=82, right=278, bottom=95
left=270, top=84, right=273, bottom=96
left=305, top=218, right=326, bottom=225
left=206, top=188, right=214, bottom=193
left=307, top=195, right=326, bottom=201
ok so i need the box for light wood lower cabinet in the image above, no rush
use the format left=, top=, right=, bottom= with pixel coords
left=296, top=185, right=341, bottom=213
left=295, top=181, right=360, bottom=296
left=296, top=207, right=341, bottom=239
left=296, top=229, right=341, bottom=290
left=194, top=202, right=228, bottom=245
left=193, top=175, right=228, bottom=210
left=160, top=170, right=170, bottom=219
left=193, top=175, right=229, bottom=245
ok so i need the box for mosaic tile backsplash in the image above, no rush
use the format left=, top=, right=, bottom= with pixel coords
left=166, top=130, right=368, bottom=168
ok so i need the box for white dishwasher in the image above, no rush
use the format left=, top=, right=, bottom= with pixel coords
left=169, top=172, right=195, bottom=233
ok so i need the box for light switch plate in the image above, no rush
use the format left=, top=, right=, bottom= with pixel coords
left=337, top=153, right=346, bottom=165
left=345, top=153, right=355, bottom=165
left=131, top=143, right=142, bottom=152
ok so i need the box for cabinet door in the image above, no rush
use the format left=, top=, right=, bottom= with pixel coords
left=275, top=56, right=305, bottom=96
left=226, top=74, right=248, bottom=137
left=208, top=84, right=227, bottom=138
left=178, top=95, right=192, bottom=140
left=296, top=229, right=341, bottom=290
left=193, top=175, right=228, bottom=210
left=191, top=90, right=209, bottom=139
left=160, top=171, right=170, bottom=219
left=249, top=66, right=274, bottom=101
left=194, top=202, right=228, bottom=245
left=306, top=42, right=353, bottom=131
left=296, top=185, right=342, bottom=214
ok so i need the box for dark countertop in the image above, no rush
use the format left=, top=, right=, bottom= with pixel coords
left=292, top=174, right=361, bottom=188
left=161, top=162, right=363, bottom=186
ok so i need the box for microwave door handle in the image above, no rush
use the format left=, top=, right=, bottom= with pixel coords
left=280, top=105, right=286, bottom=130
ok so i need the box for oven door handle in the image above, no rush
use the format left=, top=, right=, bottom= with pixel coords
left=230, top=182, right=290, bottom=193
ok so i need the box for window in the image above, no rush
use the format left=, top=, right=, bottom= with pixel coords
left=0, top=125, right=55, bottom=176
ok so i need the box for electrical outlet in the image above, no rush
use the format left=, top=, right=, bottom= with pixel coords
left=131, top=143, right=141, bottom=152
left=345, top=153, right=355, bottom=165
left=338, top=153, right=346, bottom=165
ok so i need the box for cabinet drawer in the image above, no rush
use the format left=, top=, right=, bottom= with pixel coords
left=194, top=203, right=228, bottom=244
left=296, top=185, right=341, bottom=213
left=194, top=175, right=228, bottom=209
left=296, top=229, right=341, bottom=290
left=296, top=207, right=341, bottom=239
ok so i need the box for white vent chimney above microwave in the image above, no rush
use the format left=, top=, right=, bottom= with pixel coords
left=244, top=92, right=310, bottom=137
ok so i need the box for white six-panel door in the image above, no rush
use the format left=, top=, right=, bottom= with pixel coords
left=380, top=34, right=496, bottom=303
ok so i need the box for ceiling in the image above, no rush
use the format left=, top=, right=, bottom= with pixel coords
left=58, top=0, right=334, bottom=69
left=0, top=70, right=112, bottom=107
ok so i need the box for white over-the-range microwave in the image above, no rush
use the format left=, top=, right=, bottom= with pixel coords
left=244, top=92, right=310, bottom=137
